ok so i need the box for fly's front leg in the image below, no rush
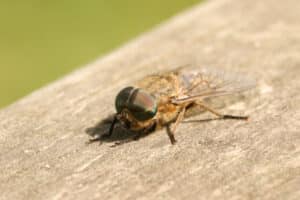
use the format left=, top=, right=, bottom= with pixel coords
left=196, top=102, right=249, bottom=120
left=88, top=115, right=118, bottom=144
left=103, top=115, right=118, bottom=138
left=93, top=115, right=117, bottom=142
left=166, top=125, right=176, bottom=145
left=166, top=107, right=186, bottom=144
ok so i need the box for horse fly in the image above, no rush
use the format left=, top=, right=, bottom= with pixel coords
left=102, top=65, right=255, bottom=144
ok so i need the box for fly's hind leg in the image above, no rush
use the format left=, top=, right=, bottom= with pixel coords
left=196, top=102, right=249, bottom=120
left=166, top=107, right=186, bottom=144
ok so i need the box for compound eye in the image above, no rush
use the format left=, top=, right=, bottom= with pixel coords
left=115, top=87, right=135, bottom=114
left=128, top=89, right=157, bottom=121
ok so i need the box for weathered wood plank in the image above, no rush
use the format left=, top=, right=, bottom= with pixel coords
left=1, top=0, right=300, bottom=199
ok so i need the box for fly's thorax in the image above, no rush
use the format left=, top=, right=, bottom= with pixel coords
left=115, top=86, right=158, bottom=123
left=156, top=98, right=182, bottom=125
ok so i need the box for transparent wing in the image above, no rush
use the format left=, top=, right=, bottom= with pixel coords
left=172, top=66, right=256, bottom=104
left=135, top=74, right=179, bottom=98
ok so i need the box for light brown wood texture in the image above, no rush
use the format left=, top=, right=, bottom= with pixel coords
left=1, top=0, right=300, bottom=199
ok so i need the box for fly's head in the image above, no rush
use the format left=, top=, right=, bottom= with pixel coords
left=115, top=87, right=157, bottom=130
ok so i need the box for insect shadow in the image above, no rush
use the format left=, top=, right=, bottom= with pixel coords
left=85, top=114, right=155, bottom=146
left=85, top=114, right=234, bottom=146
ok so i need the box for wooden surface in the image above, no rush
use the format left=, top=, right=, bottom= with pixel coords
left=1, top=0, right=300, bottom=199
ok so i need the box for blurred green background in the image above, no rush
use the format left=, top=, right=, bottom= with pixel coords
left=0, top=0, right=201, bottom=108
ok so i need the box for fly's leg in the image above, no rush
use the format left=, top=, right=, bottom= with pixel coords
left=196, top=102, right=248, bottom=120
left=166, top=107, right=186, bottom=144
left=166, top=125, right=176, bottom=145
left=91, top=115, right=117, bottom=143
left=104, top=115, right=118, bottom=138
left=172, top=107, right=186, bottom=133
left=87, top=115, right=118, bottom=144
